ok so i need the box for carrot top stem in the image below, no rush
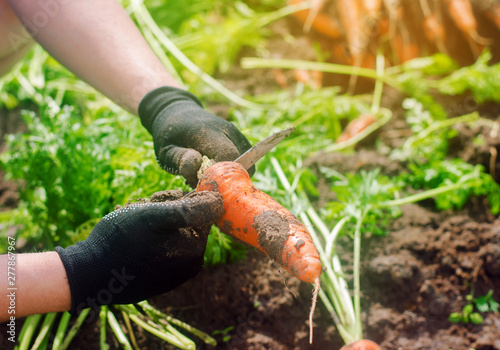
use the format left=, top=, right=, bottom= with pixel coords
left=197, top=156, right=215, bottom=180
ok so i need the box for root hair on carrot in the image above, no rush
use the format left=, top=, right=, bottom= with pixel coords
left=309, top=277, right=320, bottom=344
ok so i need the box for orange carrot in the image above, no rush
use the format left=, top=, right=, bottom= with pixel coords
left=293, top=68, right=312, bottom=86
left=340, top=339, right=381, bottom=350
left=360, top=52, right=376, bottom=69
left=337, top=114, right=377, bottom=143
left=307, top=14, right=342, bottom=38
left=377, top=14, right=390, bottom=37
left=272, top=68, right=288, bottom=89
left=197, top=161, right=322, bottom=343
left=383, top=0, right=404, bottom=35
left=347, top=114, right=377, bottom=136
left=419, top=0, right=445, bottom=51
left=423, top=14, right=446, bottom=45
left=302, top=0, right=327, bottom=32
left=337, top=0, right=369, bottom=91
left=331, top=44, right=350, bottom=65
left=392, top=30, right=419, bottom=63
left=292, top=69, right=322, bottom=89
left=337, top=0, right=366, bottom=62
left=360, top=0, right=383, bottom=41
left=310, top=70, right=323, bottom=89
left=447, top=0, right=476, bottom=34
left=197, top=162, right=322, bottom=284
left=288, top=0, right=342, bottom=38
left=446, top=0, right=492, bottom=47
left=361, top=0, right=383, bottom=18
left=486, top=5, right=500, bottom=31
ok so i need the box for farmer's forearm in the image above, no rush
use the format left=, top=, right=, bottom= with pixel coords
left=0, top=0, right=34, bottom=77
left=6, top=0, right=181, bottom=114
left=0, top=252, right=71, bottom=322
left=0, top=41, right=33, bottom=78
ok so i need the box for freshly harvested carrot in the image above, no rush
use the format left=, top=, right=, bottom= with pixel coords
left=337, top=0, right=368, bottom=91
left=392, top=30, right=419, bottom=63
left=293, top=68, right=312, bottom=86
left=377, top=14, right=390, bottom=37
left=292, top=69, right=322, bottom=89
left=310, top=70, right=323, bottom=89
left=340, top=339, right=381, bottom=350
left=383, top=0, right=404, bottom=36
left=197, top=161, right=322, bottom=283
left=486, top=5, right=500, bottom=31
left=288, top=0, right=342, bottom=38
left=361, top=0, right=383, bottom=18
left=446, top=0, right=492, bottom=46
left=306, top=14, right=342, bottom=38
left=336, top=114, right=377, bottom=143
left=272, top=68, right=288, bottom=89
left=197, top=161, right=322, bottom=342
left=423, top=14, right=446, bottom=49
left=331, top=44, right=350, bottom=65
left=446, top=0, right=476, bottom=34
left=360, top=52, right=376, bottom=69
left=303, top=0, right=327, bottom=32
left=336, top=0, right=366, bottom=63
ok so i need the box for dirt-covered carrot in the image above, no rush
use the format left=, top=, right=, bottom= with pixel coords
left=197, top=161, right=322, bottom=283
left=340, top=339, right=381, bottom=350
left=197, top=161, right=322, bottom=342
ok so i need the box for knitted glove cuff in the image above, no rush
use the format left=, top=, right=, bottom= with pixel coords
left=55, top=242, right=116, bottom=314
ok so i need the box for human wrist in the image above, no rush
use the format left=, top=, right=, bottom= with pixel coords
left=54, top=242, right=108, bottom=314
left=16, top=252, right=71, bottom=317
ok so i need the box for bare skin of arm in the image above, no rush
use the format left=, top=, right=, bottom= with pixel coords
left=0, top=252, right=71, bottom=322
left=0, top=0, right=33, bottom=76
left=3, top=0, right=181, bottom=114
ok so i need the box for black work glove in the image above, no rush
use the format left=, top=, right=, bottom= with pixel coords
left=55, top=191, right=223, bottom=314
left=138, top=86, right=253, bottom=187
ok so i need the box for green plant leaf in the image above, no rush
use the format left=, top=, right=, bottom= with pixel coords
left=462, top=304, right=474, bottom=317
left=448, top=312, right=463, bottom=323
left=437, top=49, right=500, bottom=104
left=469, top=312, right=484, bottom=325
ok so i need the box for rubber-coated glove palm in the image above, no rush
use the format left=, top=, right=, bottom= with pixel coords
left=55, top=191, right=223, bottom=314
left=138, top=86, right=253, bottom=187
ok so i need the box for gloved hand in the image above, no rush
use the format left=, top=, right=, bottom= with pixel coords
left=138, top=86, right=253, bottom=187
left=55, top=191, right=223, bottom=314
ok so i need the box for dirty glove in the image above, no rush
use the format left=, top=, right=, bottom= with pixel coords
left=138, top=86, right=253, bottom=187
left=55, top=191, right=223, bottom=314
